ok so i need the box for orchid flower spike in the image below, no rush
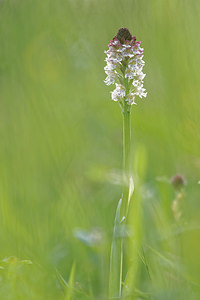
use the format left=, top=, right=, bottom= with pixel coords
left=104, top=28, right=147, bottom=108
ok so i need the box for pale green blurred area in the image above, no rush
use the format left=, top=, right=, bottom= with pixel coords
left=0, top=0, right=200, bottom=299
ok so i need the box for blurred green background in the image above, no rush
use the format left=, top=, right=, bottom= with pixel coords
left=0, top=0, right=200, bottom=299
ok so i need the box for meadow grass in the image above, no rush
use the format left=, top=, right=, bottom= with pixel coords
left=0, top=0, right=200, bottom=299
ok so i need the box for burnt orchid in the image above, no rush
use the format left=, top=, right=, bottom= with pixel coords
left=104, top=28, right=147, bottom=108
left=106, top=28, right=147, bottom=299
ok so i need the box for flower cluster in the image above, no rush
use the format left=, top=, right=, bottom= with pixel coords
left=104, top=28, right=147, bottom=107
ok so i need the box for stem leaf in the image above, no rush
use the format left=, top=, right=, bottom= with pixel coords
left=109, top=198, right=123, bottom=299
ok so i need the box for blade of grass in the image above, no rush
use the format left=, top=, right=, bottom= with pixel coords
left=122, top=145, right=147, bottom=299
left=147, top=245, right=200, bottom=288
left=109, top=198, right=123, bottom=299
left=56, top=264, right=77, bottom=300
left=65, top=263, right=76, bottom=300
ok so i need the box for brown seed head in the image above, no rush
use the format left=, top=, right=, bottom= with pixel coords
left=170, top=174, right=186, bottom=191
left=116, top=28, right=132, bottom=44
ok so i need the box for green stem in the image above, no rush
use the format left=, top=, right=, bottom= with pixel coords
left=109, top=100, right=132, bottom=299
left=123, top=104, right=131, bottom=177
left=122, top=102, right=131, bottom=218
left=119, top=101, right=132, bottom=298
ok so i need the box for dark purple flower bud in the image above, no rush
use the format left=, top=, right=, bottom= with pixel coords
left=116, top=28, right=132, bottom=44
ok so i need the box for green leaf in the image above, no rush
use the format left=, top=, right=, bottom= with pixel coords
left=64, top=263, right=76, bottom=300
left=109, top=198, right=123, bottom=299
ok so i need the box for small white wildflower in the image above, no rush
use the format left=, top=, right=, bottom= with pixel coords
left=111, top=84, right=126, bottom=101
left=134, top=85, right=147, bottom=98
left=104, top=71, right=118, bottom=86
left=125, top=93, right=136, bottom=105
left=104, top=28, right=147, bottom=108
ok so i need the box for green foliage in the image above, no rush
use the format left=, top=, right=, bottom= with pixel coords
left=0, top=0, right=200, bottom=299
left=109, top=198, right=123, bottom=299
